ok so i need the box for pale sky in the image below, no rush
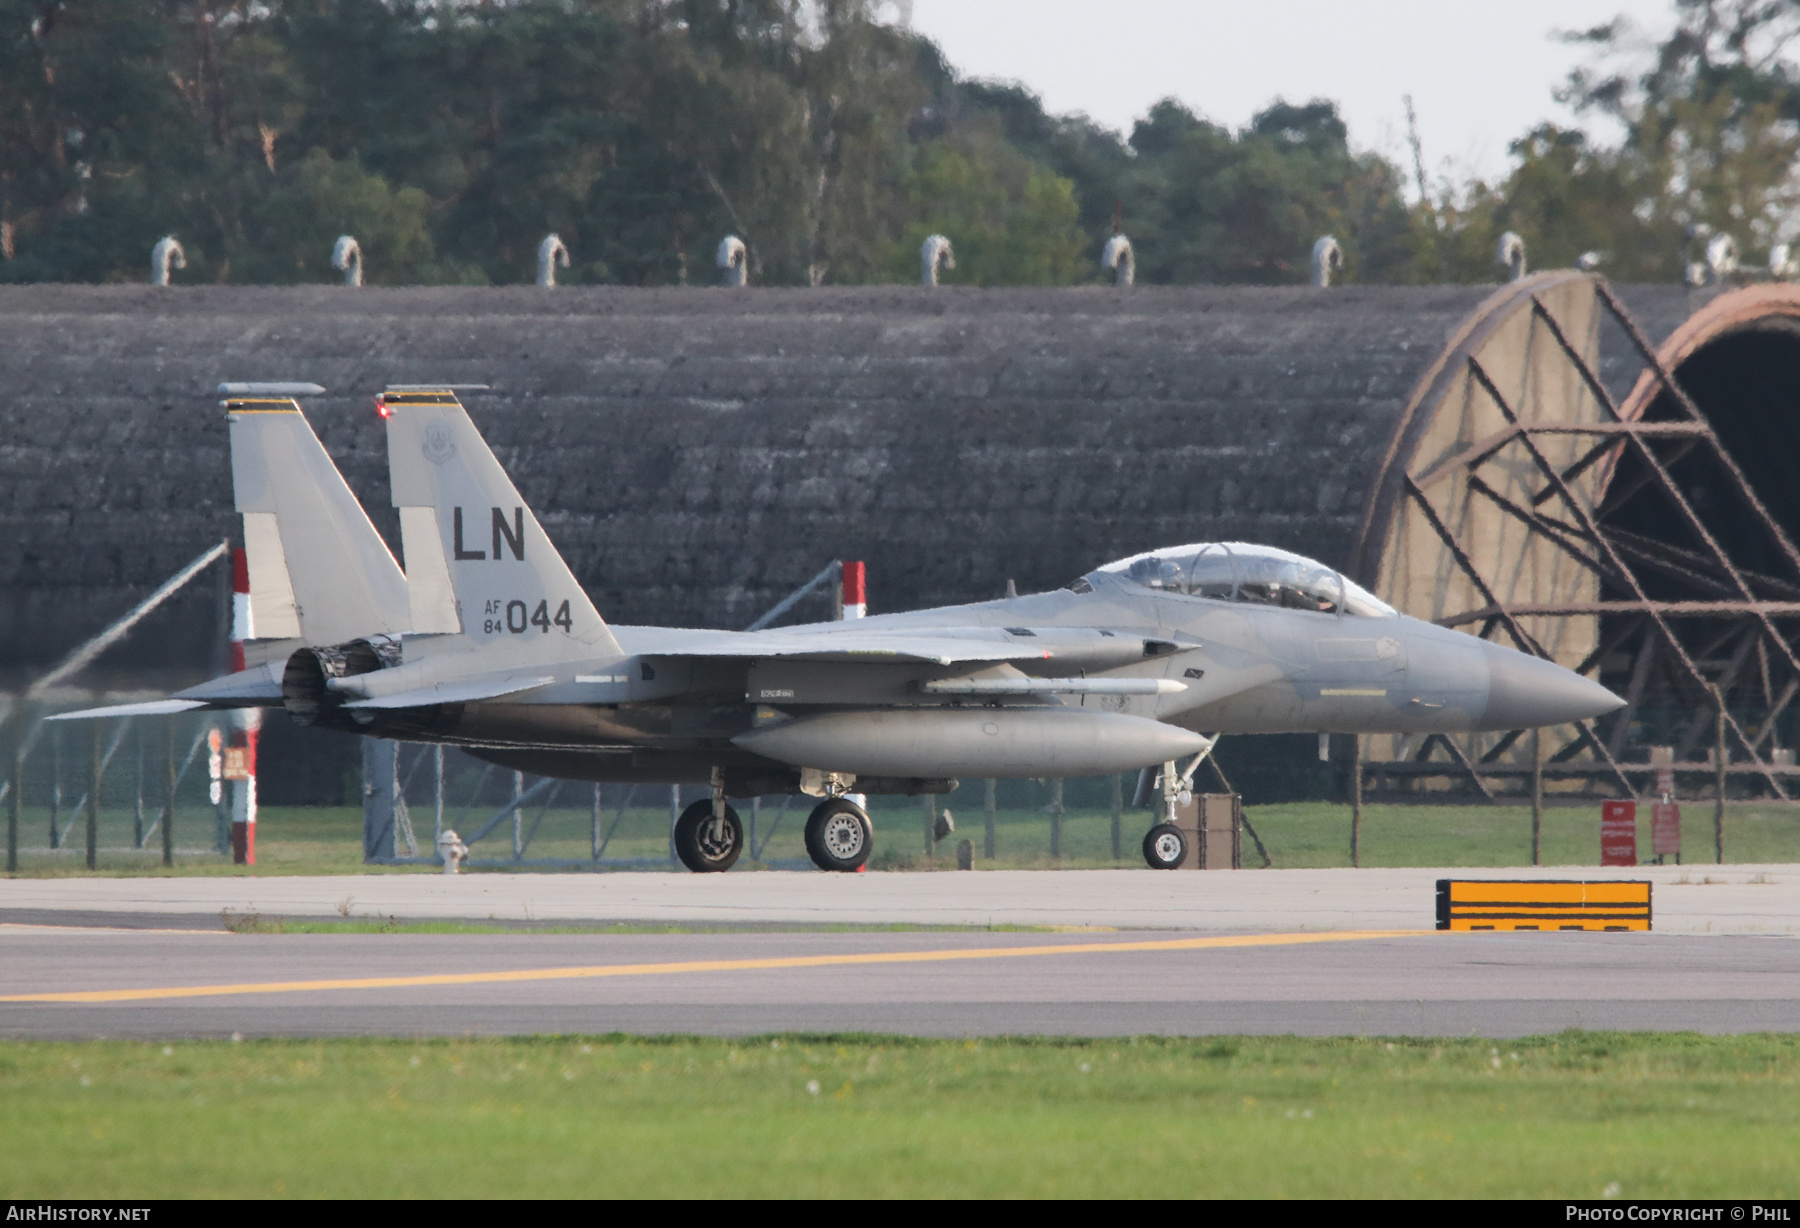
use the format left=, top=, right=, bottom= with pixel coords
left=905, top=0, right=1675, bottom=196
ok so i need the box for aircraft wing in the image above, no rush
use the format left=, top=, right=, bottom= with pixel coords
left=638, top=627, right=1148, bottom=667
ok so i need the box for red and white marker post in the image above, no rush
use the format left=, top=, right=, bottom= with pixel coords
left=839, top=560, right=869, bottom=870
left=840, top=560, right=866, bottom=620
left=225, top=548, right=260, bottom=865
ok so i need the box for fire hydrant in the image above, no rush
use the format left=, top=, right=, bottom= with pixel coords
left=437, top=829, right=469, bottom=875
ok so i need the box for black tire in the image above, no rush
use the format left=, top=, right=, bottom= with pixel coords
left=804, top=799, right=873, bottom=872
left=673, top=799, right=742, bottom=873
left=1143, top=823, right=1187, bottom=870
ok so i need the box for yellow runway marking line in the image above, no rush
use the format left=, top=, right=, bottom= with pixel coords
left=0, top=929, right=1427, bottom=1005
left=0, top=923, right=219, bottom=935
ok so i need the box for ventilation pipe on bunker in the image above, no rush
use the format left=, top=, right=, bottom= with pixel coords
left=1682, top=224, right=1714, bottom=286
left=717, top=236, right=747, bottom=287
left=1102, top=234, right=1134, bottom=286
left=1707, top=233, right=1739, bottom=282
left=537, top=234, right=570, bottom=287
left=1495, top=232, right=1526, bottom=281
left=921, top=234, right=954, bottom=286
left=332, top=236, right=363, bottom=287
left=1311, top=236, right=1343, bottom=288
left=150, top=236, right=185, bottom=286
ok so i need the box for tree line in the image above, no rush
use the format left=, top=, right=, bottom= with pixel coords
left=2, top=0, right=1795, bottom=287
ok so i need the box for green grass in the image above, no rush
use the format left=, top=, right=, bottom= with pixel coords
left=6, top=798, right=1798, bottom=877
left=2, top=1033, right=1796, bottom=1197
left=1249, top=801, right=1800, bottom=868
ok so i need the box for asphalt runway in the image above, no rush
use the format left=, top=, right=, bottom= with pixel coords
left=3, top=924, right=1797, bottom=1039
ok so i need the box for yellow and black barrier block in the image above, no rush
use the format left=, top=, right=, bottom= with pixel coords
left=1435, top=879, right=1651, bottom=932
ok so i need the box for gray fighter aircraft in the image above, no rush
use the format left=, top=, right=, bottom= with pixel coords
left=58, top=386, right=1623, bottom=873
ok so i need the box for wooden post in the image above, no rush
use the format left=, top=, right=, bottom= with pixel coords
left=48, top=722, right=60, bottom=849
left=1350, top=735, right=1363, bottom=868
left=434, top=745, right=445, bottom=848
left=85, top=722, right=100, bottom=871
left=1530, top=727, right=1543, bottom=867
left=7, top=716, right=21, bottom=874
left=1109, top=773, right=1123, bottom=861
left=591, top=782, right=602, bottom=862
left=511, top=770, right=524, bottom=860
left=1714, top=690, right=1727, bottom=864
left=1048, top=778, right=1064, bottom=859
left=133, top=723, right=145, bottom=849
left=983, top=778, right=996, bottom=860
left=162, top=720, right=175, bottom=868
left=923, top=792, right=935, bottom=856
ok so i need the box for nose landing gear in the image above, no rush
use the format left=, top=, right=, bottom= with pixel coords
left=804, top=797, right=873, bottom=872
left=1141, top=747, right=1214, bottom=869
left=1143, top=823, right=1187, bottom=869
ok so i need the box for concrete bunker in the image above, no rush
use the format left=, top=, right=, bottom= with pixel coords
left=0, top=278, right=1794, bottom=805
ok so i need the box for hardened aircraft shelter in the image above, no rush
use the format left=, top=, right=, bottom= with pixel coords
left=2, top=275, right=1799, bottom=805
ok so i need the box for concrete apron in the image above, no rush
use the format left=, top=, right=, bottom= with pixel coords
left=3, top=865, right=1797, bottom=935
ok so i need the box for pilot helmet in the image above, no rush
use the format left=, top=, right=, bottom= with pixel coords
left=1128, top=556, right=1184, bottom=590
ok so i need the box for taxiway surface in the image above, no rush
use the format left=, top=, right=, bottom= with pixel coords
left=6, top=868, right=1796, bottom=1039
left=3, top=865, right=1797, bottom=933
left=2, top=925, right=1796, bottom=1039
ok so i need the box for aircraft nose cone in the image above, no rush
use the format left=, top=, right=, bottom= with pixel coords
left=1482, top=645, right=1625, bottom=729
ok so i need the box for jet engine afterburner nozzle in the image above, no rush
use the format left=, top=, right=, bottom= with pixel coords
left=281, top=636, right=402, bottom=727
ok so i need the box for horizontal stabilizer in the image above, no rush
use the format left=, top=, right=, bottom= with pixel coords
left=341, top=675, right=556, bottom=709
left=47, top=662, right=291, bottom=721
left=47, top=699, right=207, bottom=722
left=921, top=677, right=1187, bottom=695
left=219, top=382, right=326, bottom=396
left=173, top=663, right=285, bottom=706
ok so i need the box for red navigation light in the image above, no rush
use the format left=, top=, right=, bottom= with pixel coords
left=375, top=396, right=390, bottom=418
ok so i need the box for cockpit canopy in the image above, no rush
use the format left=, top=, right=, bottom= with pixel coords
left=1084, top=542, right=1396, bottom=618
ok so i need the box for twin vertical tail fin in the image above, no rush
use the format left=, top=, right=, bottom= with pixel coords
left=381, top=387, right=621, bottom=656
left=224, top=385, right=411, bottom=647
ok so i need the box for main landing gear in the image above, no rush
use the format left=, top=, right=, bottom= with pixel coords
left=673, top=798, right=743, bottom=873
left=804, top=797, right=872, bottom=873
left=675, top=770, right=871, bottom=874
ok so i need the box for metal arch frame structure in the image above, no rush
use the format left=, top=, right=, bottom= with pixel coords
left=1356, top=279, right=1800, bottom=804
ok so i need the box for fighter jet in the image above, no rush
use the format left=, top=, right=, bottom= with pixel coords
left=57, top=386, right=1624, bottom=873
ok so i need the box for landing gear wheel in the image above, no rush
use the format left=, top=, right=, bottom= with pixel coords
left=805, top=798, right=873, bottom=872
left=674, top=799, right=743, bottom=873
left=1143, top=823, right=1187, bottom=870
